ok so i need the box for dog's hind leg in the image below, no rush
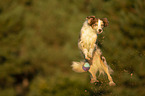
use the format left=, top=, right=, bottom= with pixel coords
left=101, top=56, right=116, bottom=86
left=89, top=68, right=99, bottom=83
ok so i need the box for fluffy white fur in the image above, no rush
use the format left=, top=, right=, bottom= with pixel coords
left=78, top=20, right=97, bottom=60
left=72, top=47, right=115, bottom=86
left=72, top=17, right=115, bottom=86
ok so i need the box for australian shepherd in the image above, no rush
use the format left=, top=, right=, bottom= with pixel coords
left=72, top=16, right=115, bottom=86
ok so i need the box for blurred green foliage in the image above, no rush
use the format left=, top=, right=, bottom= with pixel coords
left=0, top=0, right=145, bottom=96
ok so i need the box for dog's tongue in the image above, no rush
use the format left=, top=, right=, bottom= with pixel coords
left=82, top=62, right=90, bottom=71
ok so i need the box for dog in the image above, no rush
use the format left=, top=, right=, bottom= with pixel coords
left=72, top=16, right=115, bottom=86
left=78, top=16, right=108, bottom=61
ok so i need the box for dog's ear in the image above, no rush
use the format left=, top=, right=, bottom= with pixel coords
left=86, top=16, right=96, bottom=25
left=101, top=18, right=109, bottom=27
left=86, top=16, right=95, bottom=19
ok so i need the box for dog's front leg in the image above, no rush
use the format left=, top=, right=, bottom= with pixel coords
left=78, top=41, right=90, bottom=60
left=83, top=49, right=90, bottom=60
left=88, top=44, right=96, bottom=59
left=88, top=48, right=94, bottom=59
left=89, top=69, right=99, bottom=83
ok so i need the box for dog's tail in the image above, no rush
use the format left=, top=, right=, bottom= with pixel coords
left=71, top=61, right=85, bottom=73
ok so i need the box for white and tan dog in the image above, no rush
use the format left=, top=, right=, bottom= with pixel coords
left=72, top=16, right=115, bottom=86
left=78, top=16, right=108, bottom=60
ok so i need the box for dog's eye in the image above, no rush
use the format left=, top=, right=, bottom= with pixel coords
left=94, top=24, right=98, bottom=26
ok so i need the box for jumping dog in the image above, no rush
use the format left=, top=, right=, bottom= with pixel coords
left=72, top=16, right=115, bottom=86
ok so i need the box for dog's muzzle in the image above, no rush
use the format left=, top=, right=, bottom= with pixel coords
left=97, top=29, right=103, bottom=34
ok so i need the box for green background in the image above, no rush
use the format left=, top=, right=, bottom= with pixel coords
left=0, top=0, right=145, bottom=96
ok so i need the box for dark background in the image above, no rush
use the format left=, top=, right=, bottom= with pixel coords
left=0, top=0, right=145, bottom=96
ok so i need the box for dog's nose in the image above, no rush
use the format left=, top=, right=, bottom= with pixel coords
left=98, top=29, right=102, bottom=32
left=97, top=29, right=103, bottom=34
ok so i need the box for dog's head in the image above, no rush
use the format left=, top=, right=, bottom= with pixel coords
left=86, top=16, right=109, bottom=34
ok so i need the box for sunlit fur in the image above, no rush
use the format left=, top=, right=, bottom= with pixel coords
left=72, top=16, right=115, bottom=86
left=72, top=46, right=116, bottom=86
left=92, top=19, right=104, bottom=34
left=78, top=18, right=104, bottom=60
left=78, top=20, right=97, bottom=60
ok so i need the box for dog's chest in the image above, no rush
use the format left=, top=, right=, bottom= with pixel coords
left=81, top=29, right=97, bottom=44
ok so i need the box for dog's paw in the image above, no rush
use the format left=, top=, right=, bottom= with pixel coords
left=88, top=53, right=93, bottom=59
left=109, top=81, right=116, bottom=86
left=85, top=56, right=90, bottom=60
left=90, top=79, right=99, bottom=83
